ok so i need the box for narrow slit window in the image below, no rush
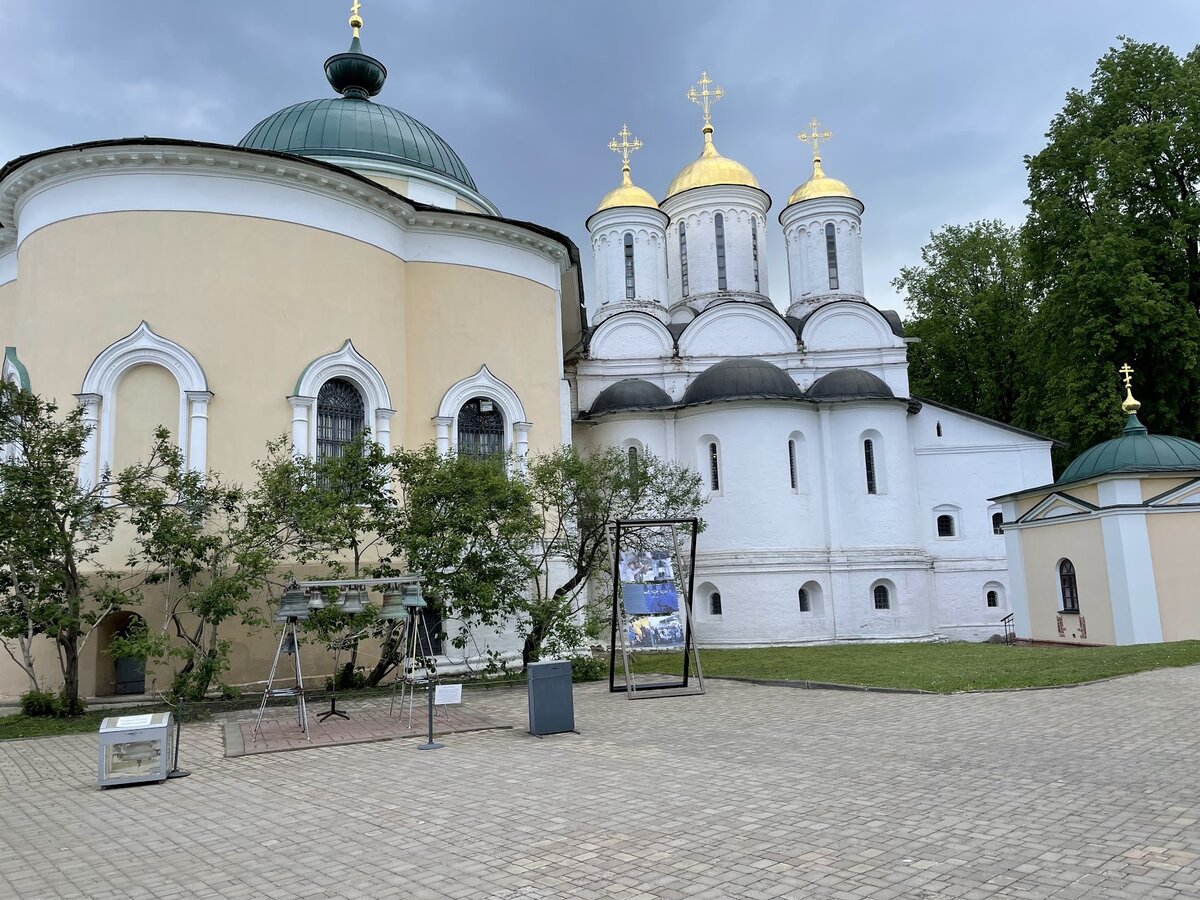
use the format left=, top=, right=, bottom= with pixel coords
left=752, top=218, right=760, bottom=292
left=873, top=585, right=890, bottom=610
left=797, top=588, right=810, bottom=613
left=715, top=213, right=728, bottom=291
left=864, top=439, right=877, bottom=495
left=825, top=222, right=839, bottom=291
left=679, top=222, right=690, bottom=296
left=1059, top=559, right=1079, bottom=612
left=788, top=439, right=797, bottom=490
left=623, top=232, right=635, bottom=300
left=627, top=444, right=638, bottom=470
left=936, top=421, right=943, bottom=438
left=709, top=442, right=720, bottom=491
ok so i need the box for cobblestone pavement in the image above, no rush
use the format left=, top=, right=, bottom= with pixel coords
left=3, top=668, right=1200, bottom=899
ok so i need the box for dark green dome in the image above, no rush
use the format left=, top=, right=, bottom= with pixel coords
left=1058, top=414, right=1200, bottom=484
left=683, top=358, right=803, bottom=405
left=238, top=35, right=478, bottom=192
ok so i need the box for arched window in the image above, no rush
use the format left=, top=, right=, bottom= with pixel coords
left=992, top=512, right=1004, bottom=535
left=709, top=591, right=723, bottom=616
left=873, top=584, right=890, bottom=610
left=715, top=213, right=728, bottom=291
left=825, top=222, right=840, bottom=291
left=316, top=378, right=365, bottom=460
left=623, top=232, right=636, bottom=300
left=797, top=587, right=810, bottom=613
left=751, top=218, right=760, bottom=292
left=627, top=444, right=639, bottom=470
left=709, top=442, right=720, bottom=491
left=1059, top=559, right=1079, bottom=612
left=936, top=514, right=956, bottom=537
left=864, top=438, right=877, bottom=494
left=788, top=439, right=798, bottom=490
left=986, top=590, right=999, bottom=608
left=936, top=421, right=943, bottom=438
left=679, top=222, right=690, bottom=296
left=457, top=396, right=505, bottom=461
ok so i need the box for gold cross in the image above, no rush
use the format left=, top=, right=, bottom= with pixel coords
left=1119, top=362, right=1135, bottom=389
left=688, top=71, right=725, bottom=129
left=798, top=117, right=832, bottom=161
left=608, top=124, right=644, bottom=172
left=350, top=0, right=363, bottom=37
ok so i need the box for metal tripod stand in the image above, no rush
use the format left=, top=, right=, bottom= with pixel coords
left=252, top=616, right=309, bottom=740
left=389, top=607, right=437, bottom=727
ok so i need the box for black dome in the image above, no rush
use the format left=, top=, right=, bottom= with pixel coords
left=683, top=359, right=803, bottom=405
left=589, top=379, right=672, bottom=416
left=808, top=368, right=895, bottom=401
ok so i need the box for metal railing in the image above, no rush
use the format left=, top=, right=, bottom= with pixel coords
left=1001, top=613, right=1016, bottom=645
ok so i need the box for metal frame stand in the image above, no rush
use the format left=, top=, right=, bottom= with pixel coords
left=317, top=638, right=352, bottom=723
left=252, top=616, right=309, bottom=741
left=389, top=608, right=437, bottom=727
left=166, top=697, right=191, bottom=779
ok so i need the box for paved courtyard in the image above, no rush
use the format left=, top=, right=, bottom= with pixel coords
left=3, top=668, right=1200, bottom=899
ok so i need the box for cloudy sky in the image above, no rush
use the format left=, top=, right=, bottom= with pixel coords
left=1, top=1, right=1197, bottom=315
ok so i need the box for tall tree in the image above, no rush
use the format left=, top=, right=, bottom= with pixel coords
left=1023, top=38, right=1200, bottom=458
left=895, top=220, right=1035, bottom=424
left=0, top=383, right=161, bottom=711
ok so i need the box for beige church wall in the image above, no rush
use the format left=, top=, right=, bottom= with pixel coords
left=7, top=211, right=408, bottom=488
left=455, top=198, right=486, bottom=214
left=1142, top=476, right=1191, bottom=502
left=1147, top=513, right=1200, bottom=642
left=111, top=363, right=178, bottom=472
left=1018, top=519, right=1114, bottom=644
left=366, top=174, right=409, bottom=196
left=403, top=262, right=565, bottom=452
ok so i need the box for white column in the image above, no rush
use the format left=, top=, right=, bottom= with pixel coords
left=185, top=391, right=213, bottom=474
left=288, top=396, right=315, bottom=458
left=433, top=416, right=454, bottom=456
left=74, top=393, right=102, bottom=487
left=513, top=421, right=532, bottom=461
left=374, top=408, right=396, bottom=453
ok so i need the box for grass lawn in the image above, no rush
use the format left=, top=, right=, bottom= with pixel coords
left=629, top=640, right=1200, bottom=693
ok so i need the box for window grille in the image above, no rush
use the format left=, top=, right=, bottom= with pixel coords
left=873, top=585, right=890, bottom=610
left=624, top=232, right=636, bottom=300
left=937, top=514, right=956, bottom=537
left=1059, top=559, right=1079, bottom=612
left=715, top=213, right=728, bottom=291
left=825, top=222, right=840, bottom=291
left=752, top=218, right=760, bottom=292
left=864, top=439, right=877, bottom=494
left=788, top=439, right=797, bottom=490
left=987, top=590, right=999, bottom=608
left=679, top=222, right=690, bottom=296
left=316, top=378, right=365, bottom=460
left=710, top=591, right=722, bottom=616
left=798, top=588, right=810, bottom=613
left=457, top=397, right=505, bottom=461
left=709, top=442, right=720, bottom=491
left=992, top=512, right=1004, bottom=535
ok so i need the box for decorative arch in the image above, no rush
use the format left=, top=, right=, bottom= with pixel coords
left=434, top=364, right=530, bottom=459
left=589, top=311, right=674, bottom=360
left=677, top=302, right=796, bottom=357
left=289, top=339, right=395, bottom=457
left=984, top=581, right=1006, bottom=610
left=933, top=503, right=962, bottom=539
left=3, top=346, right=30, bottom=390
left=77, top=321, right=210, bottom=484
left=800, top=301, right=904, bottom=352
left=859, top=428, right=887, bottom=495
left=870, top=578, right=897, bottom=612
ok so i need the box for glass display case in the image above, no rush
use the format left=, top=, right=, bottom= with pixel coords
left=97, top=712, right=173, bottom=788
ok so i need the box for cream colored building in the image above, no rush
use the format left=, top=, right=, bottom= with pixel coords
left=0, top=22, right=583, bottom=697
left=995, top=377, right=1200, bottom=645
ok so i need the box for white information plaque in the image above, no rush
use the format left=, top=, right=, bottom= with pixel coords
left=434, top=684, right=462, bottom=705
left=115, top=714, right=155, bottom=728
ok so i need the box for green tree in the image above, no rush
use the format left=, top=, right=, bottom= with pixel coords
left=1022, top=37, right=1200, bottom=459
left=114, top=431, right=292, bottom=700
left=370, top=445, right=540, bottom=684
left=521, top=446, right=706, bottom=668
left=895, top=220, right=1035, bottom=424
left=0, top=382, right=162, bottom=712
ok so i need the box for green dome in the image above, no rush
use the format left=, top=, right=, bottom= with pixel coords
left=238, top=35, right=478, bottom=193
left=1058, top=415, right=1200, bottom=484
left=239, top=98, right=478, bottom=191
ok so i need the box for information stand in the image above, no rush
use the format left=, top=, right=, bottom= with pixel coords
left=608, top=517, right=704, bottom=698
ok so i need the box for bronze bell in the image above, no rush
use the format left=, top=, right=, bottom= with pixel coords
left=378, top=590, right=406, bottom=621
left=275, top=586, right=310, bottom=622
left=306, top=588, right=327, bottom=611
left=400, top=582, right=427, bottom=610
left=339, top=589, right=368, bottom=615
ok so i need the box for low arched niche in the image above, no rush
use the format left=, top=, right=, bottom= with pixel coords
left=801, top=302, right=901, bottom=352
left=678, top=304, right=795, bottom=358
left=589, top=313, right=674, bottom=360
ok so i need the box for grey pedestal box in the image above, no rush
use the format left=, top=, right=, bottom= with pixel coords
left=527, top=660, right=575, bottom=735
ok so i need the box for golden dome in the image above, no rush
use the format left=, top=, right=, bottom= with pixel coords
left=788, top=156, right=855, bottom=205
left=664, top=128, right=759, bottom=199
left=596, top=167, right=659, bottom=213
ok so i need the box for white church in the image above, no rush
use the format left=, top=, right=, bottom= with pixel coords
left=569, top=79, right=1055, bottom=645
